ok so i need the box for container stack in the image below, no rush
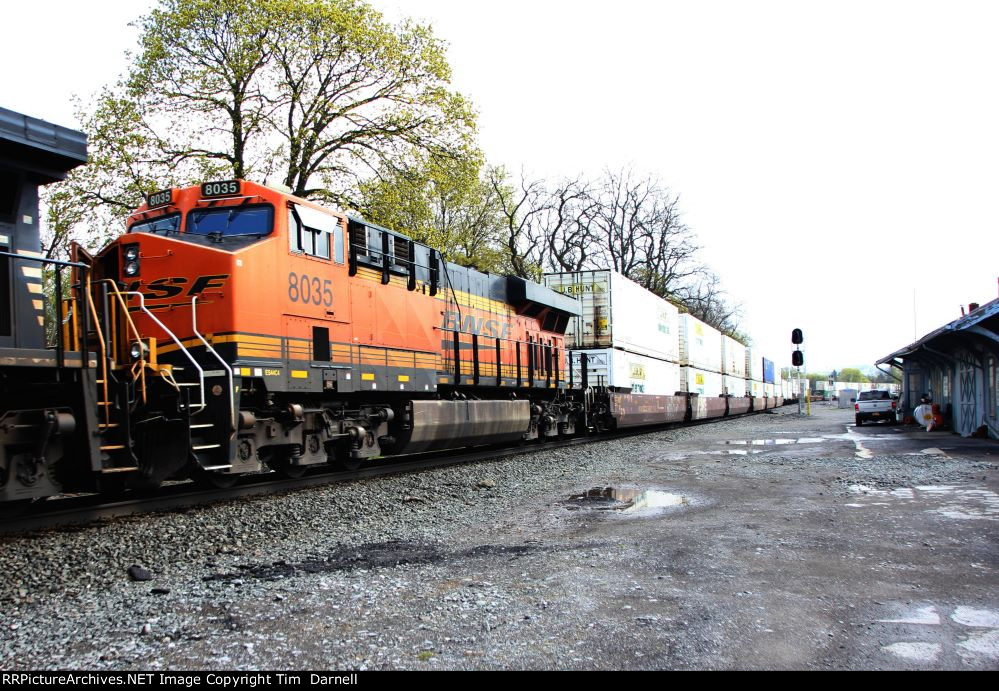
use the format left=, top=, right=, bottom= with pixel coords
left=720, top=335, right=747, bottom=397
left=762, top=356, right=776, bottom=398
left=542, top=270, right=681, bottom=394
left=745, top=348, right=765, bottom=400
left=678, top=313, right=723, bottom=397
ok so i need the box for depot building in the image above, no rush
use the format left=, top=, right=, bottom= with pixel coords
left=878, top=295, right=999, bottom=439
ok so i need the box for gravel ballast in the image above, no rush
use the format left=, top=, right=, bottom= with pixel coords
left=1, top=404, right=997, bottom=670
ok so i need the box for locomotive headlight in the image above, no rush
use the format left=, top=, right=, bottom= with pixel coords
left=123, top=245, right=140, bottom=276
left=129, top=341, right=148, bottom=361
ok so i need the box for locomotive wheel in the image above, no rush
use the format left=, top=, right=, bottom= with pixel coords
left=330, top=448, right=362, bottom=471
left=269, top=454, right=307, bottom=479
left=128, top=474, right=163, bottom=493
left=192, top=466, right=239, bottom=489
left=337, top=457, right=363, bottom=471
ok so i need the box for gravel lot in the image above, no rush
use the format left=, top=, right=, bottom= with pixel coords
left=1, top=403, right=997, bottom=670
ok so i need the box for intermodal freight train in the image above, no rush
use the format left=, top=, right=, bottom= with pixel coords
left=0, top=107, right=787, bottom=505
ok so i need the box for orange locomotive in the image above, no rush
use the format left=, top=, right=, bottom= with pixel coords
left=82, top=180, right=581, bottom=487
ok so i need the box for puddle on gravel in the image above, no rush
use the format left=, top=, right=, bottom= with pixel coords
left=721, top=438, right=825, bottom=446
left=660, top=450, right=765, bottom=459
left=568, top=487, right=690, bottom=513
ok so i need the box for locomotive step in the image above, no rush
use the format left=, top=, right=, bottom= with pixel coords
left=100, top=466, right=139, bottom=474
left=99, top=444, right=126, bottom=451
left=192, top=444, right=221, bottom=450
left=98, top=423, right=120, bottom=429
left=190, top=423, right=214, bottom=429
left=200, top=464, right=232, bottom=471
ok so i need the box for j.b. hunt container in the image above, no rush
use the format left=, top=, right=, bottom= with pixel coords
left=543, top=270, right=680, bottom=363
left=721, top=335, right=746, bottom=377
left=680, top=366, right=722, bottom=397
left=745, top=347, right=763, bottom=381
left=681, top=366, right=728, bottom=420
left=569, top=349, right=681, bottom=396
left=724, top=375, right=747, bottom=397
left=678, top=314, right=722, bottom=372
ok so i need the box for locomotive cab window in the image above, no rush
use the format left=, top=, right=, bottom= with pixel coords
left=289, top=204, right=343, bottom=262
left=130, top=213, right=180, bottom=235
left=187, top=205, right=273, bottom=238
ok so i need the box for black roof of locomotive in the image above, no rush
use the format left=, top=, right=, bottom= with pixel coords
left=0, top=106, right=87, bottom=182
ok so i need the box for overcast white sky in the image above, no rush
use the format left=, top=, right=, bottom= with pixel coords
left=4, top=1, right=997, bottom=374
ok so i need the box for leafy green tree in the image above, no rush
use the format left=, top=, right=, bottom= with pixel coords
left=837, top=367, right=870, bottom=383
left=44, top=0, right=475, bottom=255
left=358, top=147, right=509, bottom=273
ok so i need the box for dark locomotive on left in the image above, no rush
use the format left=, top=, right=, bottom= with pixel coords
left=0, top=107, right=95, bottom=502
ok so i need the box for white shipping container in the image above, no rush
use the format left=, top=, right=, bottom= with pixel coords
left=839, top=388, right=859, bottom=408
left=745, top=348, right=763, bottom=381
left=543, top=270, right=680, bottom=362
left=721, top=336, right=747, bottom=377
left=746, top=379, right=765, bottom=397
left=724, top=375, right=747, bottom=397
left=764, top=382, right=775, bottom=397
left=678, top=314, right=722, bottom=372
left=569, top=349, right=682, bottom=396
left=680, top=366, right=723, bottom=397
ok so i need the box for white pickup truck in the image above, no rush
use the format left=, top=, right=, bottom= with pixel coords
left=854, top=390, right=897, bottom=426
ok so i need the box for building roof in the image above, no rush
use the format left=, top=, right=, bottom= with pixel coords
left=0, top=106, right=87, bottom=182
left=877, top=295, right=999, bottom=366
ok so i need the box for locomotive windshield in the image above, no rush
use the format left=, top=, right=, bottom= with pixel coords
left=187, top=205, right=273, bottom=238
left=130, top=213, right=180, bottom=235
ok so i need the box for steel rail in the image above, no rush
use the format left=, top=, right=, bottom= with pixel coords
left=0, top=408, right=789, bottom=536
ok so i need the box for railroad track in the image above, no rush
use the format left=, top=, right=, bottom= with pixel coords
left=1, top=409, right=788, bottom=535
left=0, top=428, right=633, bottom=535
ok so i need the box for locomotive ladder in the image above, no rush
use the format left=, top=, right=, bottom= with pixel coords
left=83, top=276, right=150, bottom=474
left=126, top=293, right=236, bottom=472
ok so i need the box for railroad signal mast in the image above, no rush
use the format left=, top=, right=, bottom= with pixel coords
left=791, top=328, right=805, bottom=416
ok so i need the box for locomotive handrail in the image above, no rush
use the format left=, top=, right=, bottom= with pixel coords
left=84, top=271, right=112, bottom=429
left=92, top=279, right=148, bottom=404
left=0, top=250, right=87, bottom=269
left=126, top=291, right=207, bottom=415
left=191, top=296, right=236, bottom=433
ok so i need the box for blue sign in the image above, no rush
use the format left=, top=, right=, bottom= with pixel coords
left=762, top=358, right=775, bottom=384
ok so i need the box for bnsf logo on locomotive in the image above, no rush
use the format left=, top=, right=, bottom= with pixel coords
left=125, top=274, right=229, bottom=300
left=441, top=310, right=512, bottom=339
